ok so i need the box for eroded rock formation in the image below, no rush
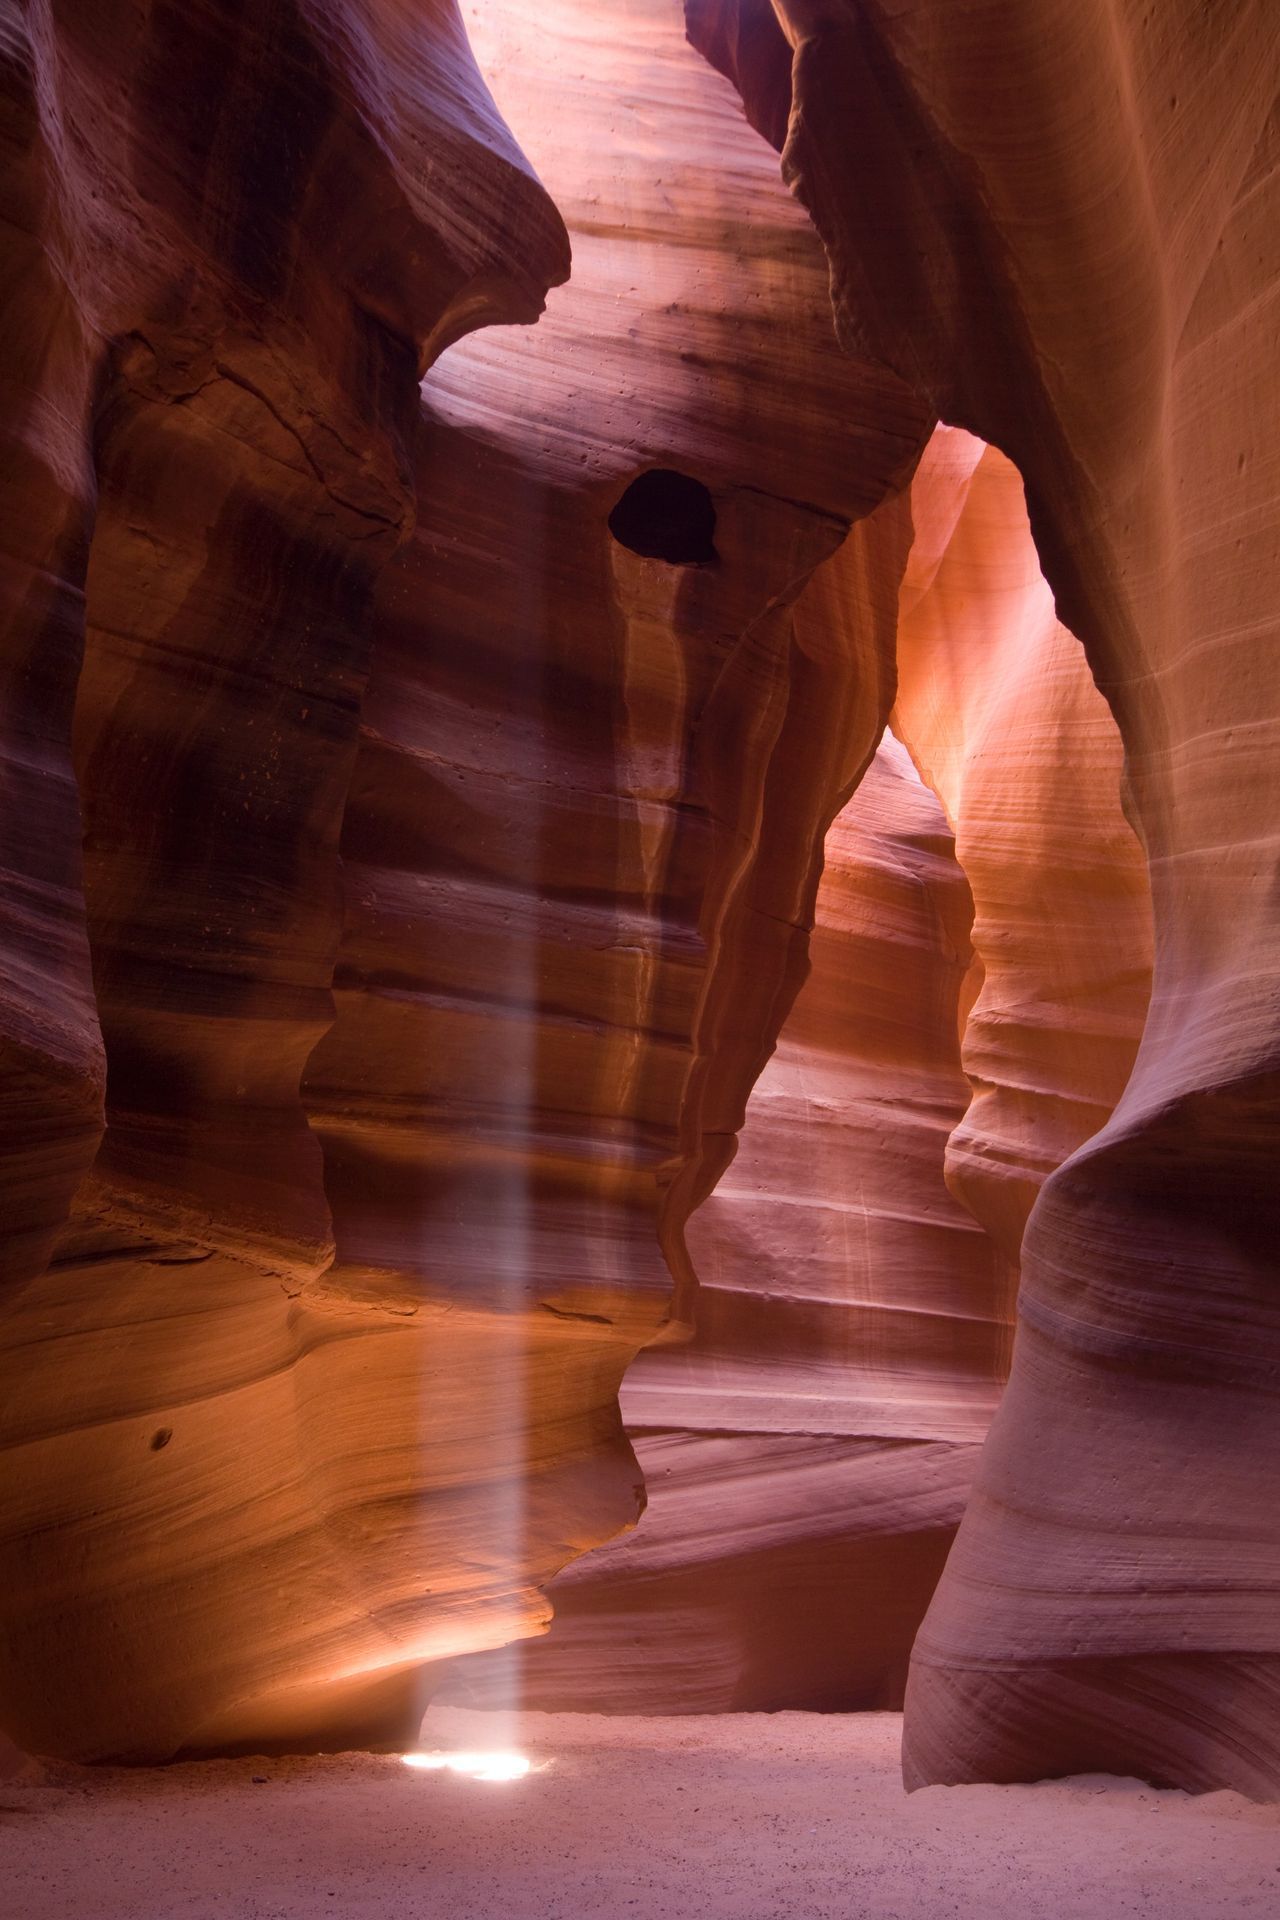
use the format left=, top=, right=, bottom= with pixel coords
left=439, top=731, right=1013, bottom=1714
left=0, top=0, right=934, bottom=1760
left=465, top=408, right=1156, bottom=1715
left=690, top=0, right=1280, bottom=1795
left=0, top=0, right=570, bottom=1760
left=311, top=0, right=932, bottom=1733
left=0, top=0, right=1274, bottom=1799
left=890, top=428, right=1153, bottom=1263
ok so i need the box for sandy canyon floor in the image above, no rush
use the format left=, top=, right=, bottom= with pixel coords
left=6, top=1710, right=1279, bottom=1919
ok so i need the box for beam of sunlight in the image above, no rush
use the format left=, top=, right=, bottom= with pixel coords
left=402, top=1749, right=536, bottom=1783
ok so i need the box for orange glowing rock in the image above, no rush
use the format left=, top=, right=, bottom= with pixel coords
left=0, top=0, right=1274, bottom=1804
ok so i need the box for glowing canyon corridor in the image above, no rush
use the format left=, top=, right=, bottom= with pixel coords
left=2, top=3, right=1279, bottom=1917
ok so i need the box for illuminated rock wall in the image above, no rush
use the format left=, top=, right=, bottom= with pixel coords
left=0, top=0, right=570, bottom=1761
left=690, top=0, right=1280, bottom=1795
left=439, top=731, right=1013, bottom=1714
left=310, top=0, right=931, bottom=1732
left=434, top=399, right=1152, bottom=1717
left=891, top=429, right=1153, bottom=1265
left=0, top=0, right=931, bottom=1760
left=0, top=0, right=1273, bottom=1794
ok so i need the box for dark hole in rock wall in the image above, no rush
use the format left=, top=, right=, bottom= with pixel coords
left=608, top=468, right=717, bottom=564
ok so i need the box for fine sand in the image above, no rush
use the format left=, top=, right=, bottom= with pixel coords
left=5, top=1709, right=1279, bottom=1919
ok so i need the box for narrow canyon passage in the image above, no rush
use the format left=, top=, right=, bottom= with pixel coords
left=435, top=421, right=1151, bottom=1721
left=0, top=0, right=1277, bottom=1866
left=439, top=731, right=1014, bottom=1716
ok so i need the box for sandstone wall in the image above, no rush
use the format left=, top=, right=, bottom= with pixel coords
left=1, top=0, right=1271, bottom=1793
left=318, top=0, right=932, bottom=1734
left=437, top=732, right=1013, bottom=1714
left=891, top=428, right=1153, bottom=1264
left=0, top=0, right=571, bottom=1761
left=433, top=396, right=1154, bottom=1717
left=689, top=0, right=1280, bottom=1795
left=0, top=0, right=932, bottom=1760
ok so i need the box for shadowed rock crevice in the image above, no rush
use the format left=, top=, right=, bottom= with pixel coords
left=608, top=469, right=719, bottom=565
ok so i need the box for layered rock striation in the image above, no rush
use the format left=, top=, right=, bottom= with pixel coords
left=0, top=0, right=1273, bottom=1797
left=313, top=0, right=933, bottom=1732
left=435, top=396, right=1154, bottom=1717
left=890, top=428, right=1153, bottom=1264
left=440, top=732, right=1013, bottom=1714
left=0, top=0, right=934, bottom=1760
left=0, top=0, right=570, bottom=1761
left=690, top=0, right=1280, bottom=1794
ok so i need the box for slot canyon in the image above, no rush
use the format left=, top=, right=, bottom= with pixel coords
left=2, top=1, right=1277, bottom=1915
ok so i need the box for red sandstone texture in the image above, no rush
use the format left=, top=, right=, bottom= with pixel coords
left=315, top=0, right=929, bottom=1730
left=439, top=399, right=1151, bottom=1716
left=444, top=732, right=1013, bottom=1714
left=0, top=0, right=1275, bottom=1802
left=0, top=0, right=931, bottom=1760
left=688, top=0, right=1280, bottom=1794
left=0, top=0, right=570, bottom=1760
left=457, top=410, right=1153, bottom=1714
left=891, top=429, right=1153, bottom=1264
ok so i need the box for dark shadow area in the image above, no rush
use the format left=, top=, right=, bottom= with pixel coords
left=608, top=469, right=717, bottom=564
